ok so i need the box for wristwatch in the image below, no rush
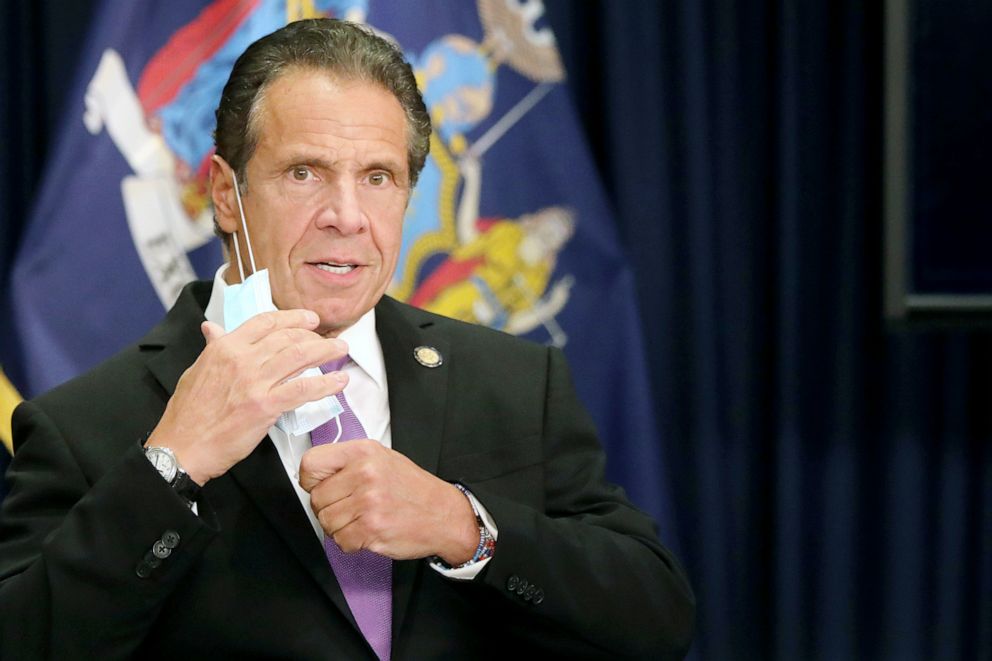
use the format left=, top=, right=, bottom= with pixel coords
left=144, top=446, right=201, bottom=506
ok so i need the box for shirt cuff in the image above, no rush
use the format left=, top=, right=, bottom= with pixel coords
left=428, top=489, right=499, bottom=581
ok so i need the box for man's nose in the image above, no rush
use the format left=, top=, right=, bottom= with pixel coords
left=314, top=181, right=367, bottom=235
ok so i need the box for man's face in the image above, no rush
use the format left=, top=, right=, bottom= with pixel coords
left=214, top=69, right=410, bottom=336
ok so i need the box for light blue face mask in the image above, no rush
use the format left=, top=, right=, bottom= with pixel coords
left=224, top=172, right=343, bottom=435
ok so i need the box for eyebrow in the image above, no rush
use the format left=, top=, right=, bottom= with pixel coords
left=279, top=155, right=408, bottom=178
left=277, top=155, right=333, bottom=171
left=364, top=159, right=407, bottom=177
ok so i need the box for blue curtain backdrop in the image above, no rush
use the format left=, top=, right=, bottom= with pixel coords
left=2, top=1, right=991, bottom=659
left=544, top=1, right=992, bottom=659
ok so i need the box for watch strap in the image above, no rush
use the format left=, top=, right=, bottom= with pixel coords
left=144, top=445, right=200, bottom=507
left=171, top=469, right=201, bottom=506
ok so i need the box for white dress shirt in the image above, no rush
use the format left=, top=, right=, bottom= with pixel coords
left=202, top=265, right=494, bottom=579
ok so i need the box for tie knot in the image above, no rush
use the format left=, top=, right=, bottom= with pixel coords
left=321, top=355, right=350, bottom=373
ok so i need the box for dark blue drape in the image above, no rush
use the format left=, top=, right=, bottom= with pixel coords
left=0, top=1, right=99, bottom=392
left=3, top=1, right=991, bottom=658
left=546, top=1, right=991, bottom=659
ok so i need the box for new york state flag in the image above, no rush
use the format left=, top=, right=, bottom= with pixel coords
left=0, top=0, right=673, bottom=531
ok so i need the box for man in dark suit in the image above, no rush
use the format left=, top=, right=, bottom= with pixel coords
left=0, top=19, right=694, bottom=660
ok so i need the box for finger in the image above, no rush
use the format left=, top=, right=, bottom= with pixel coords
left=232, top=309, right=320, bottom=344
left=200, top=320, right=226, bottom=344
left=299, top=444, right=354, bottom=491
left=316, top=498, right=363, bottom=548
left=330, top=505, right=395, bottom=556
left=258, top=336, right=348, bottom=384
left=299, top=441, right=380, bottom=490
left=269, top=369, right=348, bottom=413
left=305, top=454, right=378, bottom=510
left=308, top=471, right=354, bottom=512
left=252, top=327, right=342, bottom=360
left=330, top=521, right=371, bottom=554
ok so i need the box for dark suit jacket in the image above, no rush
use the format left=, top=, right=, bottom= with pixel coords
left=0, top=281, right=694, bottom=660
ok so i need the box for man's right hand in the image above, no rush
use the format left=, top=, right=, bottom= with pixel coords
left=145, top=309, right=348, bottom=485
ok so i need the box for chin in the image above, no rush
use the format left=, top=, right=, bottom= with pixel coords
left=314, top=305, right=361, bottom=335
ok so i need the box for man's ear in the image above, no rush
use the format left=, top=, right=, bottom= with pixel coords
left=210, top=155, right=239, bottom=235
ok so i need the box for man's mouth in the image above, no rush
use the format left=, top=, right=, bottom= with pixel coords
left=314, top=262, right=357, bottom=275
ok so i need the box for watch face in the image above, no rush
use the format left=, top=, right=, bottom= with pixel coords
left=146, top=448, right=178, bottom=483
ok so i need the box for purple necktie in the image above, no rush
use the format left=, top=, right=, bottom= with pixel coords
left=310, top=356, right=392, bottom=661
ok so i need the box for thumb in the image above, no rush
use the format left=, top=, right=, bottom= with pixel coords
left=201, top=320, right=226, bottom=344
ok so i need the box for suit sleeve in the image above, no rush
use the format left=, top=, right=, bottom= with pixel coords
left=462, top=347, right=695, bottom=660
left=0, top=400, right=217, bottom=660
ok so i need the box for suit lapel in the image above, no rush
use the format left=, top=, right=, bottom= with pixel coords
left=140, top=282, right=360, bottom=631
left=376, top=296, right=450, bottom=476
left=375, top=296, right=451, bottom=645
left=141, top=282, right=209, bottom=397
left=227, top=440, right=361, bottom=631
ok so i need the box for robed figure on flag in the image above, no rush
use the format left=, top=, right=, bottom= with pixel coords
left=2, top=0, right=672, bottom=544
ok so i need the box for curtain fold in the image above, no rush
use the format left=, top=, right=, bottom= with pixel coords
left=546, top=1, right=991, bottom=659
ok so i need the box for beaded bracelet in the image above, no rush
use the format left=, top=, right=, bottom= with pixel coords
left=434, top=483, right=496, bottom=569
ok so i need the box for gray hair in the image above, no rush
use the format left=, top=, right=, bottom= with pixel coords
left=213, top=18, right=431, bottom=226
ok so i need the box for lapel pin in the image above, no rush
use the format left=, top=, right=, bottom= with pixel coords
left=413, top=345, right=443, bottom=368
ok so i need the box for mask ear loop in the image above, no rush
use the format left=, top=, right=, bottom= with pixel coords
left=231, top=173, right=258, bottom=282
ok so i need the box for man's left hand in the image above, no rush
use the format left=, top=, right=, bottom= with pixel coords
left=299, top=440, right=479, bottom=564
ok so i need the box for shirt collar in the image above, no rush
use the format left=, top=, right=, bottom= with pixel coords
left=336, top=302, right=385, bottom=391
left=203, top=264, right=386, bottom=391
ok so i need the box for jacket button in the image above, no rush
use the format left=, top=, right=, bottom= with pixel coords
left=143, top=551, right=162, bottom=569
left=524, top=585, right=537, bottom=601
left=135, top=562, right=152, bottom=579
left=161, top=530, right=181, bottom=549
left=533, top=589, right=545, bottom=605
left=506, top=575, right=519, bottom=591
left=152, top=540, right=172, bottom=559
left=516, top=579, right=529, bottom=596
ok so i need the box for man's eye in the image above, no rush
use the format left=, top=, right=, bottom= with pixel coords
left=291, top=167, right=311, bottom=181
left=368, top=172, right=390, bottom=186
